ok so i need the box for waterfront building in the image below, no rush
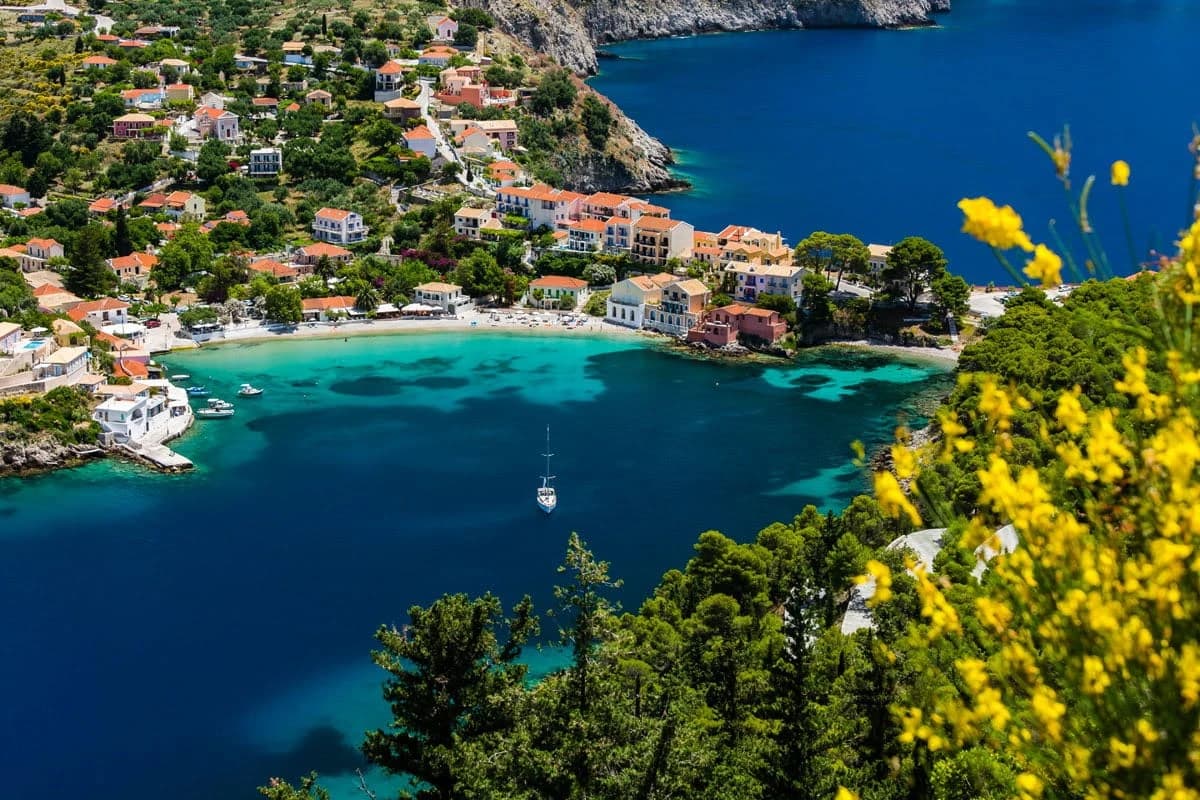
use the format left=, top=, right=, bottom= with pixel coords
left=605, top=273, right=673, bottom=329
left=92, top=382, right=170, bottom=443
left=312, top=208, right=368, bottom=245
left=529, top=275, right=589, bottom=310
left=414, top=282, right=468, bottom=313
left=692, top=303, right=788, bottom=347
left=644, top=279, right=710, bottom=337
left=301, top=295, right=358, bottom=321
left=727, top=262, right=804, bottom=304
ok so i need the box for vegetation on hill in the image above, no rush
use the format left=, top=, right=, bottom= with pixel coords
left=0, top=386, right=99, bottom=444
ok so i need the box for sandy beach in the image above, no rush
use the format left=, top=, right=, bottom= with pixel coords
left=824, top=340, right=962, bottom=364
left=152, top=307, right=645, bottom=352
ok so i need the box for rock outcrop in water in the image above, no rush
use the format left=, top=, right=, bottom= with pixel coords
left=0, top=431, right=101, bottom=475
left=472, top=0, right=949, bottom=75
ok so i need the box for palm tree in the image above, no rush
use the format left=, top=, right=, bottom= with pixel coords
left=355, top=285, right=380, bottom=312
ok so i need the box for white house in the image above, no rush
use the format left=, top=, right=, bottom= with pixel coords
left=21, top=237, right=64, bottom=271
left=0, top=321, right=21, bottom=354
left=93, top=382, right=171, bottom=443
left=35, top=346, right=89, bottom=380
left=249, top=147, right=282, bottom=176
left=414, top=281, right=468, bottom=313
left=0, top=184, right=32, bottom=208
left=605, top=273, right=673, bottom=329
left=402, top=125, right=438, bottom=159
left=727, top=263, right=804, bottom=304
left=868, top=243, right=893, bottom=275
left=528, top=275, right=589, bottom=310
left=566, top=218, right=606, bottom=252
left=496, top=184, right=585, bottom=231
left=67, top=298, right=130, bottom=327
left=301, top=295, right=358, bottom=321
left=312, top=207, right=368, bottom=245
left=374, top=60, right=407, bottom=102
left=453, top=206, right=493, bottom=240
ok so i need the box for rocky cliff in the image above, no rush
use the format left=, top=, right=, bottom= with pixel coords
left=474, top=0, right=950, bottom=75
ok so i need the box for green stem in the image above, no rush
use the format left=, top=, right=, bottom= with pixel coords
left=1048, top=220, right=1083, bottom=284
left=1118, top=190, right=1138, bottom=275
left=991, top=247, right=1027, bottom=287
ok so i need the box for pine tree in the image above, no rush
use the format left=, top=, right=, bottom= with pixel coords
left=65, top=224, right=115, bottom=298
left=113, top=206, right=133, bottom=256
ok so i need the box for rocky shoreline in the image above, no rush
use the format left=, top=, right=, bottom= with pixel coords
left=476, top=0, right=950, bottom=75
left=0, top=433, right=105, bottom=477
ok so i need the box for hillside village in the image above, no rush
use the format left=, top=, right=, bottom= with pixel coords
left=0, top=0, right=977, bottom=468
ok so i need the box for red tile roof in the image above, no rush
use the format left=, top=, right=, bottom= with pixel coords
left=530, top=275, right=588, bottom=290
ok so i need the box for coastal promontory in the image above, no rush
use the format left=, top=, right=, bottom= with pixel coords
left=474, top=0, right=950, bottom=74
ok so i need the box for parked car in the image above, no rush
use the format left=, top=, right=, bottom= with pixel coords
left=145, top=319, right=162, bottom=328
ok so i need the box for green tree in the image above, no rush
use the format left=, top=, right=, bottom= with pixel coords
left=0, top=257, right=35, bottom=317
left=263, top=285, right=303, bottom=323
left=882, top=236, right=948, bottom=311
left=154, top=224, right=213, bottom=291
left=112, top=205, right=133, bottom=256
left=579, top=95, right=613, bottom=150
left=452, top=23, right=477, bottom=48
left=362, top=593, right=538, bottom=800
left=65, top=223, right=115, bottom=298
left=196, top=139, right=232, bottom=183
left=930, top=271, right=970, bottom=324
left=530, top=69, right=577, bottom=116
left=800, top=271, right=835, bottom=324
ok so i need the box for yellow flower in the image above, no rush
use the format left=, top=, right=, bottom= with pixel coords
left=891, top=442, right=918, bottom=480
left=1016, top=772, right=1044, bottom=800
left=856, top=559, right=893, bottom=606
left=1111, top=159, right=1131, bottom=186
left=1023, top=244, right=1063, bottom=288
left=1055, top=387, right=1088, bottom=434
left=835, top=788, right=859, bottom=800
left=958, top=197, right=1035, bottom=252
left=873, top=471, right=922, bottom=526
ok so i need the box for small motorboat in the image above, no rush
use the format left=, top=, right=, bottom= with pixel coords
left=206, top=398, right=234, bottom=411
left=186, top=385, right=209, bottom=396
left=237, top=383, right=264, bottom=397
left=196, top=407, right=235, bottom=419
left=170, top=373, right=191, bottom=381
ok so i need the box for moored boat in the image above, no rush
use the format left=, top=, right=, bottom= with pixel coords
left=195, top=407, right=235, bottom=419
left=170, top=373, right=191, bottom=381
left=537, top=425, right=557, bottom=514
left=186, top=385, right=209, bottom=396
left=206, top=398, right=234, bottom=411
left=237, top=383, right=264, bottom=397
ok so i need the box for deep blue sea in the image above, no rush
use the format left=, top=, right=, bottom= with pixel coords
left=0, top=332, right=950, bottom=800
left=589, top=0, right=1200, bottom=285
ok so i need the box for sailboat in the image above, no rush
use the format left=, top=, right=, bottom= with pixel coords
left=537, top=425, right=557, bottom=514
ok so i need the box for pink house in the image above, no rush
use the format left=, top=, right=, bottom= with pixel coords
left=112, top=113, right=157, bottom=139
left=692, top=304, right=788, bottom=347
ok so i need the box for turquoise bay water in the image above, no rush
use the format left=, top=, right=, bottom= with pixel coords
left=0, top=332, right=950, bottom=800
left=590, top=0, right=1200, bottom=285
